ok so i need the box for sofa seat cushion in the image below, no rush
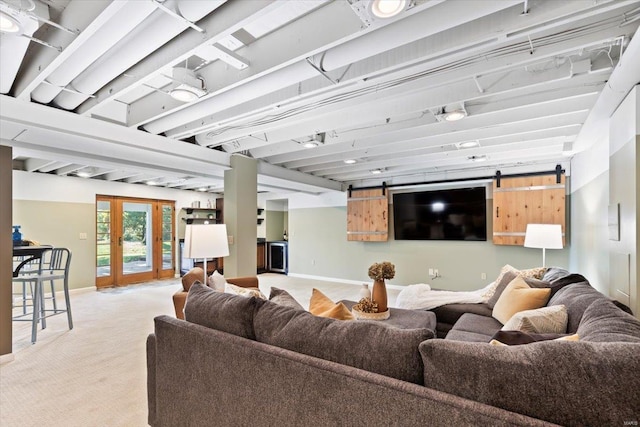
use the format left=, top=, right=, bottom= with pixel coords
left=253, top=299, right=434, bottom=384
left=547, top=282, right=608, bottom=333
left=444, top=329, right=495, bottom=342
left=450, top=313, right=502, bottom=338
left=577, top=299, right=640, bottom=343
left=184, top=283, right=264, bottom=340
left=419, top=339, right=640, bottom=426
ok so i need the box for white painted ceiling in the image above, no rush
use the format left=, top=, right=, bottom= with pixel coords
left=1, top=0, right=640, bottom=194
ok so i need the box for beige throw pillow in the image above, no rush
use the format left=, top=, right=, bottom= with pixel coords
left=502, top=305, right=568, bottom=334
left=309, top=288, right=355, bottom=321
left=482, top=265, right=547, bottom=301
left=492, top=277, right=551, bottom=325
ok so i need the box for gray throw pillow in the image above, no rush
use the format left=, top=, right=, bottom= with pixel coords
left=419, top=339, right=640, bottom=426
left=184, top=282, right=264, bottom=340
left=577, top=299, right=640, bottom=343
left=269, top=287, right=305, bottom=311
left=253, top=300, right=433, bottom=384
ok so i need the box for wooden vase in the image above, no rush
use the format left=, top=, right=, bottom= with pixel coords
left=372, top=279, right=388, bottom=313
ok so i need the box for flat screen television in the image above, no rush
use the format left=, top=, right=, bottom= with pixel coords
left=392, top=187, right=487, bottom=241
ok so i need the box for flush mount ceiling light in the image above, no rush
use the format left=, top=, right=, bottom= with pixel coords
left=434, top=102, right=468, bottom=122
left=456, top=140, right=480, bottom=149
left=349, top=0, right=409, bottom=27
left=76, top=168, right=92, bottom=178
left=370, top=168, right=385, bottom=174
left=297, top=132, right=325, bottom=149
left=169, top=67, right=207, bottom=102
left=0, top=10, right=21, bottom=33
left=344, top=159, right=357, bottom=164
left=146, top=180, right=158, bottom=186
left=370, top=0, right=407, bottom=18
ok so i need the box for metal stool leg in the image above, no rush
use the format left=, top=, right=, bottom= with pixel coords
left=31, top=279, right=42, bottom=344
left=63, top=275, right=73, bottom=329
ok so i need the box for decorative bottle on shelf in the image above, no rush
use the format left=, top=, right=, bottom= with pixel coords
left=359, top=284, right=371, bottom=300
left=12, top=225, right=22, bottom=246
left=283, top=230, right=287, bottom=241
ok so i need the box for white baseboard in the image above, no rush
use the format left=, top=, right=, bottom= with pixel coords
left=0, top=353, right=15, bottom=365
left=286, top=273, right=406, bottom=290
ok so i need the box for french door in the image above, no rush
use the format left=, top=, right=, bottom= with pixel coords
left=96, top=196, right=175, bottom=288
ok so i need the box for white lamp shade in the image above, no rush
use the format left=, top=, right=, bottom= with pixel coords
left=523, top=224, right=563, bottom=249
left=184, top=224, right=229, bottom=259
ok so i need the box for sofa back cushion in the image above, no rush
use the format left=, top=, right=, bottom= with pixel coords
left=253, top=299, right=433, bottom=384
left=547, top=283, right=607, bottom=333
left=419, top=339, right=640, bottom=426
left=184, top=283, right=263, bottom=340
left=577, top=299, right=640, bottom=343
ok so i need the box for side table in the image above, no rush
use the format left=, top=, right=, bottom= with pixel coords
left=340, top=300, right=436, bottom=332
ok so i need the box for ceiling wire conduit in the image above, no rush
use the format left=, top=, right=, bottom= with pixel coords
left=30, top=1, right=159, bottom=104
left=164, top=1, right=637, bottom=143
left=50, top=0, right=226, bottom=111
left=187, top=12, right=626, bottom=146
left=142, top=0, right=522, bottom=136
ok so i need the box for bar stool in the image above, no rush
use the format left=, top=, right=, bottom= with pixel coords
left=12, top=248, right=73, bottom=343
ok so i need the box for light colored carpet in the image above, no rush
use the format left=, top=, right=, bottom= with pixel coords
left=1, top=274, right=393, bottom=426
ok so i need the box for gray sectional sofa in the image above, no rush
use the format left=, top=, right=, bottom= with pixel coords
left=147, top=268, right=640, bottom=426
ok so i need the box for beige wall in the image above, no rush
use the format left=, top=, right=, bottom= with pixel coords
left=288, top=199, right=570, bottom=290
left=13, top=200, right=95, bottom=290
left=265, top=210, right=285, bottom=241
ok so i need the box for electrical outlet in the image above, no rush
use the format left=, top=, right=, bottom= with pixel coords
left=434, top=269, right=439, bottom=277
left=227, top=235, right=234, bottom=245
left=481, top=272, right=487, bottom=280
left=429, top=268, right=434, bottom=276
left=79, top=232, right=87, bottom=240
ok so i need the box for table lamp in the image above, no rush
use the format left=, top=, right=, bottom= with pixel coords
left=183, top=224, right=230, bottom=284
left=523, top=223, right=563, bottom=267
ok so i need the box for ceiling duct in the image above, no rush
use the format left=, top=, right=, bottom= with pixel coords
left=0, top=0, right=48, bottom=94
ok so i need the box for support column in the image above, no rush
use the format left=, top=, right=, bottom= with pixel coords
left=1, top=145, right=13, bottom=359
left=223, top=154, right=257, bottom=277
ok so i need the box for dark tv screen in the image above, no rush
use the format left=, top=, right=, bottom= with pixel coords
left=393, top=187, right=487, bottom=241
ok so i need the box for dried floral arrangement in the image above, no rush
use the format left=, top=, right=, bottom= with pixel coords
left=353, top=297, right=378, bottom=313
left=368, top=261, right=396, bottom=281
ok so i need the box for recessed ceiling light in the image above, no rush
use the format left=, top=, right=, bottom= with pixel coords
left=197, top=187, right=207, bottom=192
left=456, top=141, right=480, bottom=149
left=370, top=0, right=407, bottom=18
left=302, top=142, right=319, bottom=148
left=147, top=180, right=158, bottom=186
left=76, top=171, right=91, bottom=178
left=0, top=11, right=21, bottom=34
left=170, top=85, right=203, bottom=102
left=169, top=67, right=207, bottom=102
left=370, top=168, right=384, bottom=174
left=344, top=159, right=357, bottom=164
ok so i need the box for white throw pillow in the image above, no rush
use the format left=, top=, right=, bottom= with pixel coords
left=224, top=282, right=267, bottom=300
left=207, top=270, right=227, bottom=291
left=502, top=305, right=568, bottom=334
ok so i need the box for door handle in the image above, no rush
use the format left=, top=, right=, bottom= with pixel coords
left=119, top=236, right=122, bottom=246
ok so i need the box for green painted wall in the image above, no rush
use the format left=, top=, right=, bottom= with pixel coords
left=288, top=199, right=570, bottom=291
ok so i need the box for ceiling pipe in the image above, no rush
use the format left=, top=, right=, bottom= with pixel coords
left=143, top=0, right=522, bottom=136
left=0, top=0, right=47, bottom=94
left=51, top=0, right=226, bottom=110
left=30, top=1, right=158, bottom=104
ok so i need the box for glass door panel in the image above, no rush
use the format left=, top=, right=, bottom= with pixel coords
left=96, top=200, right=112, bottom=278
left=121, top=202, right=153, bottom=275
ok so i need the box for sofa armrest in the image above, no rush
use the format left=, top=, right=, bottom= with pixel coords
left=172, top=291, right=187, bottom=320
left=226, top=276, right=258, bottom=288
